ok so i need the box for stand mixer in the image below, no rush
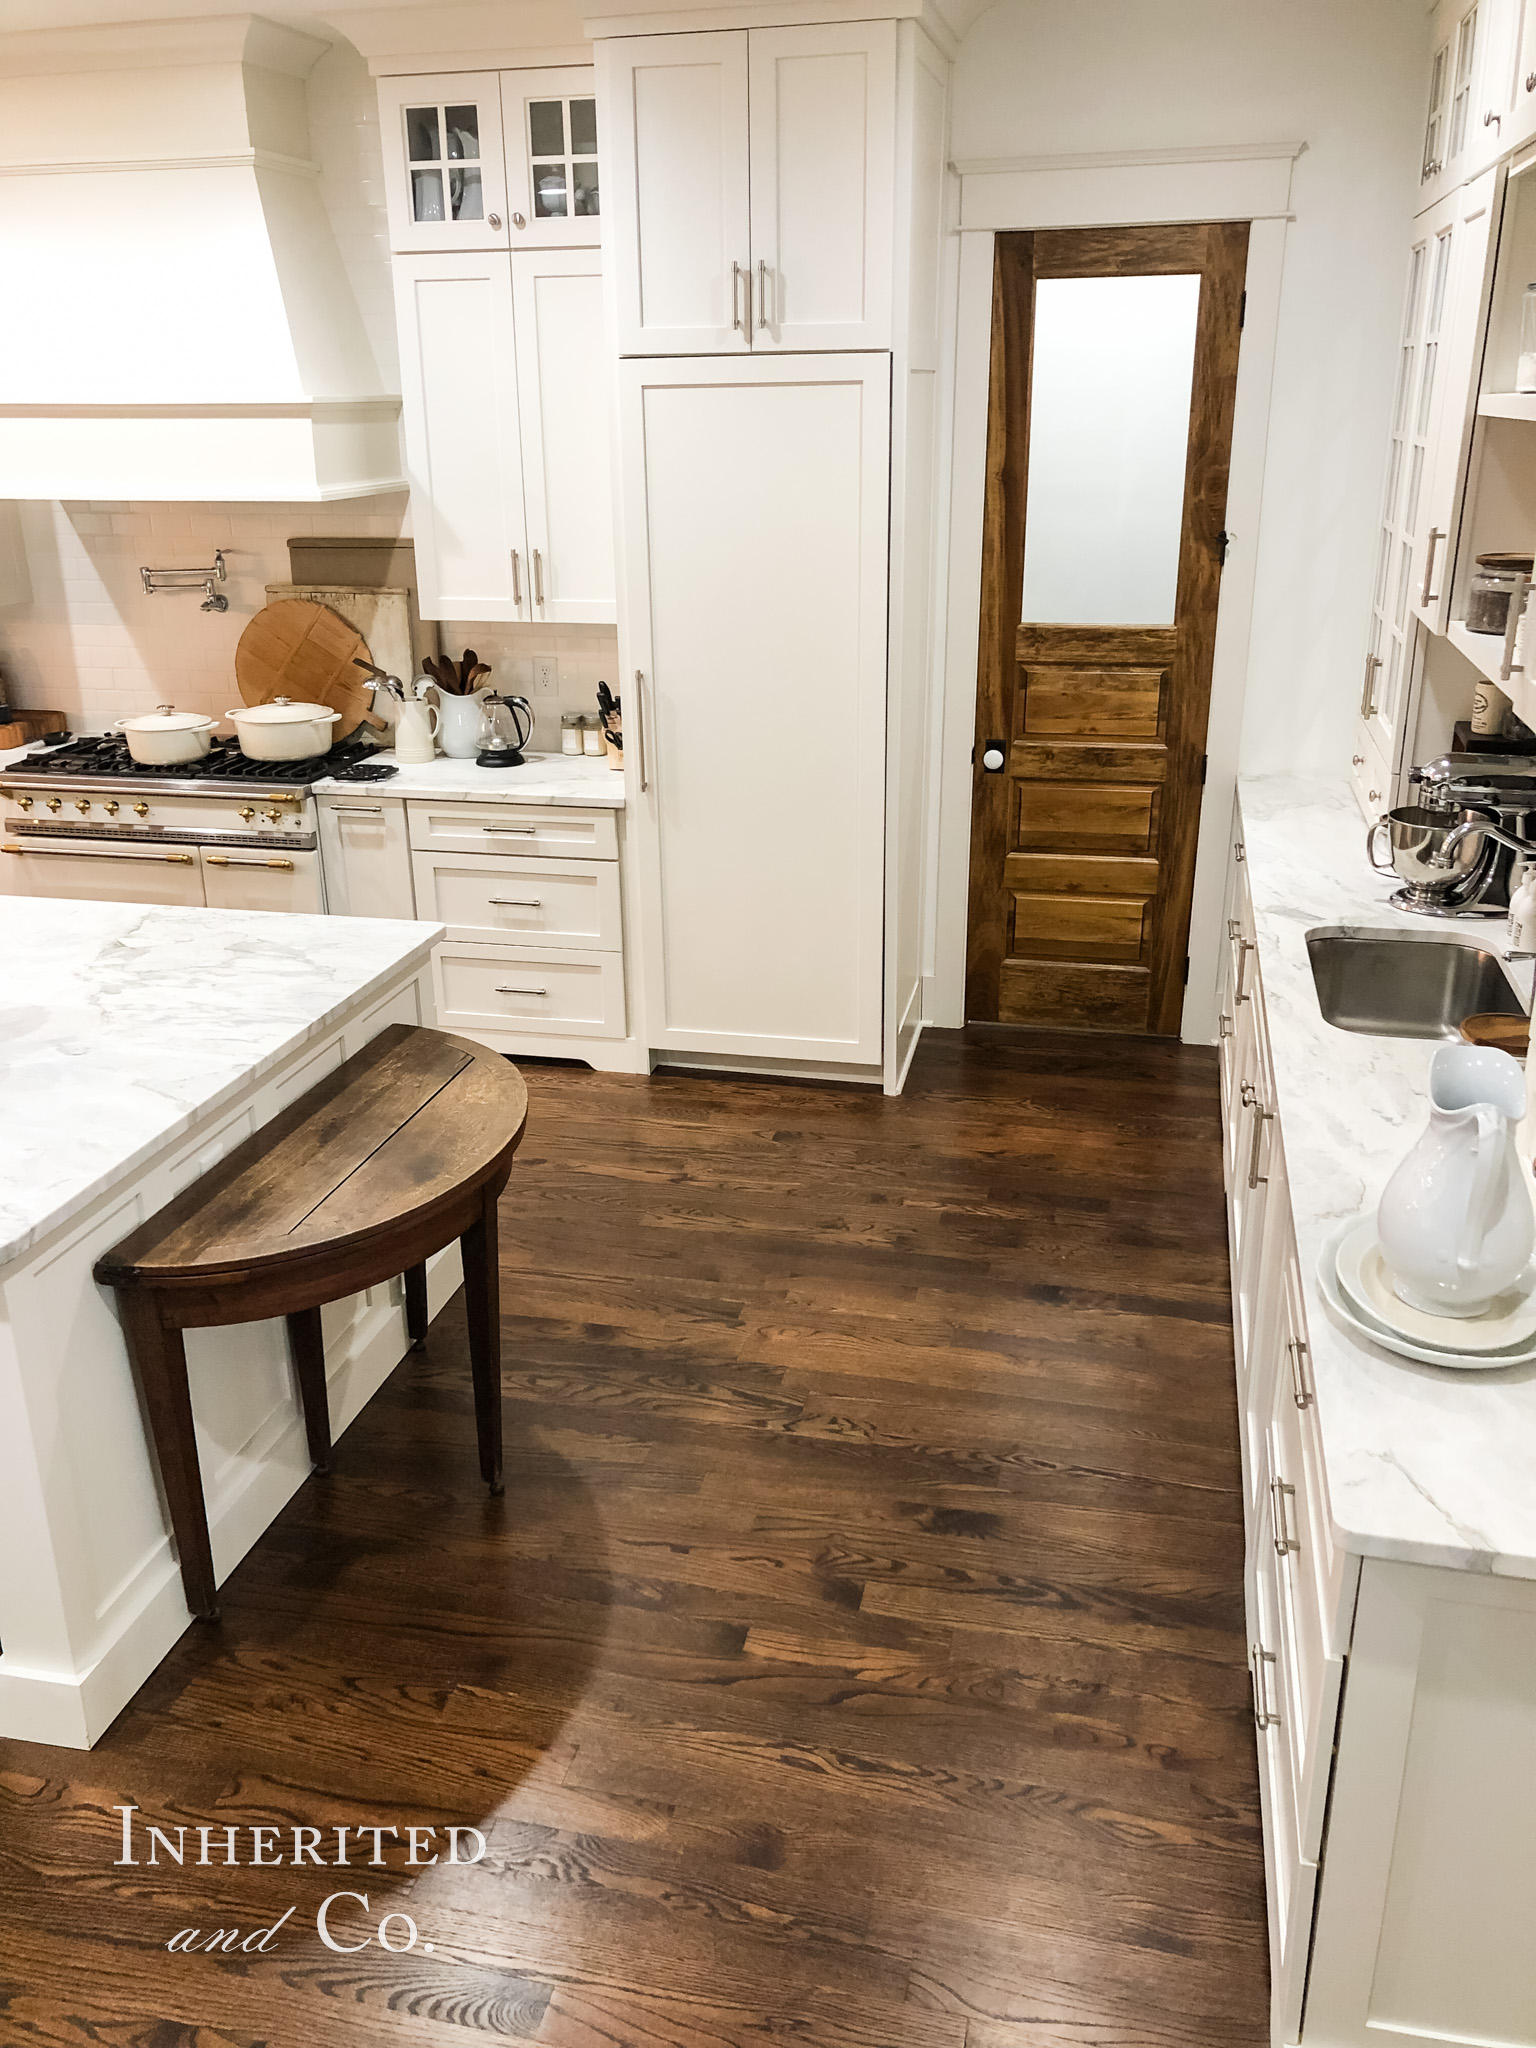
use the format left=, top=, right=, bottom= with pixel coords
left=1370, top=755, right=1536, bottom=915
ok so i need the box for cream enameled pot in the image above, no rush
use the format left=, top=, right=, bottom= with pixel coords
left=225, top=697, right=342, bottom=760
left=114, top=704, right=218, bottom=765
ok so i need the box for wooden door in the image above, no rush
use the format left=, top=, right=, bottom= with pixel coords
left=377, top=73, right=511, bottom=255
left=747, top=22, right=895, bottom=352
left=619, top=353, right=890, bottom=1065
left=966, top=223, right=1247, bottom=1035
left=511, top=249, right=616, bottom=624
left=600, top=32, right=751, bottom=355
left=392, top=251, right=529, bottom=623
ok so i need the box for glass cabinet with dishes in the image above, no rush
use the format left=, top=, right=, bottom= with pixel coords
left=379, top=68, right=600, bottom=253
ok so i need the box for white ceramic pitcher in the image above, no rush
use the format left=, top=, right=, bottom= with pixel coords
left=437, top=686, right=492, bottom=761
left=1377, top=1043, right=1535, bottom=1317
left=393, top=693, right=440, bottom=765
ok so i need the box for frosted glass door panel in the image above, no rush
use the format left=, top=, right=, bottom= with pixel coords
left=1020, top=274, right=1200, bottom=627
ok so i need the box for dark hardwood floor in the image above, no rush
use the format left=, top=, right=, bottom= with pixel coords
left=0, top=1028, right=1267, bottom=2048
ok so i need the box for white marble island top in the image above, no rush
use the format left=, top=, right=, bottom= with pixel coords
left=315, top=750, right=625, bottom=806
left=0, top=898, right=444, bottom=1267
left=1240, top=772, right=1536, bottom=1578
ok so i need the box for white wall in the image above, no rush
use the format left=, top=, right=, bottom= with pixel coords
left=948, top=0, right=1426, bottom=780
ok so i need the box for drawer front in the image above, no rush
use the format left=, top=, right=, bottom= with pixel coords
left=1248, top=1533, right=1320, bottom=2047
left=407, top=801, right=618, bottom=861
left=1349, top=720, right=1392, bottom=827
left=433, top=942, right=626, bottom=1038
left=412, top=851, right=621, bottom=951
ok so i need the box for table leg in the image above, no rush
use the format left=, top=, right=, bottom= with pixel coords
left=403, top=1262, right=429, bottom=1350
left=118, top=1292, right=220, bottom=1622
left=285, top=1308, right=332, bottom=1475
left=460, top=1181, right=504, bottom=1495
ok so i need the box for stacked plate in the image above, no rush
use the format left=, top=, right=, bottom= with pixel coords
left=1318, top=1217, right=1536, bottom=1369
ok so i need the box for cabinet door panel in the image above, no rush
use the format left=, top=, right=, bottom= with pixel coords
left=378, top=73, right=510, bottom=255
left=748, top=22, right=895, bottom=351
left=600, top=32, right=750, bottom=354
left=502, top=66, right=601, bottom=249
left=393, top=253, right=528, bottom=623
left=318, top=797, right=415, bottom=919
left=512, top=251, right=616, bottom=624
left=620, top=355, right=889, bottom=1063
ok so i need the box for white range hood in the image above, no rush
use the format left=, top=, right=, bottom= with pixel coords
left=0, top=15, right=403, bottom=502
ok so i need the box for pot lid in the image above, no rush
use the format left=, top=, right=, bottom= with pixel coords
left=227, top=696, right=342, bottom=725
left=121, top=703, right=215, bottom=732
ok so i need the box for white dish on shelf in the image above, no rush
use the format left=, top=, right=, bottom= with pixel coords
left=1318, top=1220, right=1536, bottom=1370
left=1335, top=1215, right=1536, bottom=1351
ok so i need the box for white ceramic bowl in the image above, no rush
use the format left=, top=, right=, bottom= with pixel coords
left=114, top=705, right=217, bottom=765
left=225, top=698, right=343, bottom=760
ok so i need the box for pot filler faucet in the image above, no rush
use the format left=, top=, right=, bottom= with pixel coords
left=1411, top=754, right=1536, bottom=911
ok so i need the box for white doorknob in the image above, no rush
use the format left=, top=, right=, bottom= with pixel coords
left=982, top=745, right=1005, bottom=771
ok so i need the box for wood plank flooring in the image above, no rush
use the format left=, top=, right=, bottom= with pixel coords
left=0, top=1028, right=1267, bottom=2048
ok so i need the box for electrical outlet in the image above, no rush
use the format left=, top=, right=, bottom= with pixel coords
left=532, top=657, right=558, bottom=696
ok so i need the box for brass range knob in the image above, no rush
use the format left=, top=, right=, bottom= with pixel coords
left=103, top=799, right=120, bottom=816
left=74, top=797, right=91, bottom=814
left=45, top=796, right=61, bottom=813
left=239, top=806, right=257, bottom=823
left=263, top=807, right=283, bottom=824
left=16, top=795, right=31, bottom=811
left=133, top=801, right=149, bottom=818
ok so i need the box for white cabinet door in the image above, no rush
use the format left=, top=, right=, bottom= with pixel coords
left=1509, top=0, right=1536, bottom=149
left=378, top=73, right=511, bottom=255
left=748, top=22, right=895, bottom=352
left=620, top=354, right=890, bottom=1065
left=317, top=796, right=415, bottom=918
left=600, top=32, right=751, bottom=354
left=502, top=67, right=602, bottom=249
left=393, top=252, right=530, bottom=623
left=512, top=250, right=616, bottom=623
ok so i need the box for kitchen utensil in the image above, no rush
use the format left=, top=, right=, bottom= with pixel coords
left=437, top=686, right=494, bottom=760
left=458, top=648, right=479, bottom=692
left=1460, top=1011, right=1531, bottom=1056
left=392, top=693, right=440, bottom=764
left=111, top=705, right=217, bottom=765
left=1377, top=1042, right=1535, bottom=1316
left=235, top=599, right=375, bottom=738
left=476, top=693, right=535, bottom=768
left=1317, top=1219, right=1536, bottom=1369
left=1366, top=804, right=1492, bottom=900
left=224, top=697, right=345, bottom=760
left=1335, top=1214, right=1536, bottom=1349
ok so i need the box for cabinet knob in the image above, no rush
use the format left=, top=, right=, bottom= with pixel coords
left=1369, top=788, right=1381, bottom=804
left=1352, top=753, right=1365, bottom=766
left=511, top=211, right=526, bottom=229
left=1527, top=70, right=1536, bottom=91
left=488, top=212, right=503, bottom=230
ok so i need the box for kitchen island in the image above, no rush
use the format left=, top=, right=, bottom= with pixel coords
left=0, top=896, right=446, bottom=1748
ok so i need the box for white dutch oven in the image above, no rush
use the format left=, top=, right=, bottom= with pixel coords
left=225, top=697, right=343, bottom=760
left=114, top=704, right=217, bottom=765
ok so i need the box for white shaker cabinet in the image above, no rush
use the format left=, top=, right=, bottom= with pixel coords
left=619, top=353, right=891, bottom=1066
left=378, top=73, right=513, bottom=254
left=1418, top=0, right=1515, bottom=207
left=511, top=250, right=616, bottom=623
left=600, top=23, right=895, bottom=355
left=317, top=795, right=415, bottom=919
left=501, top=68, right=602, bottom=249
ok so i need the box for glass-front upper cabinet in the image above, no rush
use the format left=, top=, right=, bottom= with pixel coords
left=379, top=73, right=511, bottom=252
left=501, top=69, right=602, bottom=249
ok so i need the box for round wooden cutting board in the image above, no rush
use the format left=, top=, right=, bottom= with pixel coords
left=234, top=598, right=376, bottom=738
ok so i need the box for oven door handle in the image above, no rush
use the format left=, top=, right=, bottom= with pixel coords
left=204, top=853, right=296, bottom=870
left=2, top=843, right=197, bottom=864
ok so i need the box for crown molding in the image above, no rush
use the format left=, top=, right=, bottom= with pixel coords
left=0, top=14, right=329, bottom=79
left=950, top=140, right=1308, bottom=177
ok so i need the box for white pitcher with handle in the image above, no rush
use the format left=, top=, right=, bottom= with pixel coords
left=393, top=685, right=440, bottom=765
left=1377, top=1043, right=1534, bottom=1317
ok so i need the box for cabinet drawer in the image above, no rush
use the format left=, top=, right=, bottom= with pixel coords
left=1349, top=720, right=1392, bottom=827
left=433, top=942, right=626, bottom=1038
left=407, top=800, right=617, bottom=860
left=412, top=851, right=621, bottom=950
left=1248, top=1531, right=1320, bottom=2048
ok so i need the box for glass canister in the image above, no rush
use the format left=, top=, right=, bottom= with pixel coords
left=1465, top=553, right=1535, bottom=634
left=561, top=713, right=583, bottom=755
left=1519, top=283, right=1536, bottom=394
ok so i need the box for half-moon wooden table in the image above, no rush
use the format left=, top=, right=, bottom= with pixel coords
left=94, top=1025, right=528, bottom=1622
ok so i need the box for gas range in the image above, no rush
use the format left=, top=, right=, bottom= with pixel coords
left=0, top=736, right=393, bottom=912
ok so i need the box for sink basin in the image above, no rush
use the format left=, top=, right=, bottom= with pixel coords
left=1306, top=927, right=1527, bottom=1039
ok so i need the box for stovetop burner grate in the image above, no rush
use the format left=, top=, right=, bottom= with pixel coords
left=6, top=736, right=385, bottom=784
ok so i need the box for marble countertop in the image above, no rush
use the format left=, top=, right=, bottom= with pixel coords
left=0, top=899, right=444, bottom=1269
left=314, top=751, right=626, bottom=807
left=1240, top=772, right=1536, bottom=1577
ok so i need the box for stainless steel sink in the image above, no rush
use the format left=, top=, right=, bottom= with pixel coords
left=1306, top=926, right=1527, bottom=1039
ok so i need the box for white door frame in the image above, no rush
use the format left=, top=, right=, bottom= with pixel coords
left=924, top=143, right=1299, bottom=1043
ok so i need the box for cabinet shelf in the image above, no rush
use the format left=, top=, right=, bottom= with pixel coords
left=1447, top=617, right=1511, bottom=683
left=1477, top=391, right=1536, bottom=420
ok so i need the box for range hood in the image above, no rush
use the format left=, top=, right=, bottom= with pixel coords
left=0, top=15, right=403, bottom=502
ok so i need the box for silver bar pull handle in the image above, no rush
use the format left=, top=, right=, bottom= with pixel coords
left=1360, top=651, right=1382, bottom=718
left=497, top=985, right=547, bottom=997
left=634, top=669, right=650, bottom=794
left=483, top=826, right=537, bottom=835
left=1501, top=571, right=1530, bottom=683
left=1420, top=526, right=1444, bottom=608
left=332, top=805, right=383, bottom=815
left=1287, top=1336, right=1315, bottom=1410
left=1250, top=1642, right=1281, bottom=1730
left=731, top=261, right=744, bottom=333
left=1271, top=1478, right=1299, bottom=1556
left=757, top=258, right=769, bottom=331
left=1248, top=1098, right=1272, bottom=1190
left=533, top=549, right=545, bottom=608
left=1233, top=937, right=1255, bottom=1004
left=511, top=549, right=523, bottom=608
left=489, top=898, right=542, bottom=907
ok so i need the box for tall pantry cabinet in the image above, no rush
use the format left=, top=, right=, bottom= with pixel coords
left=598, top=19, right=950, bottom=1088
